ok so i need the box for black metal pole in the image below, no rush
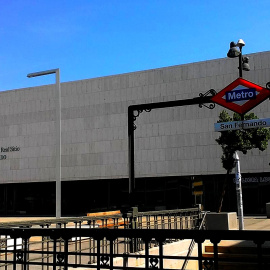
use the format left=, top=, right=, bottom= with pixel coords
left=128, top=107, right=135, bottom=206
left=239, top=46, right=244, bottom=120
left=127, top=95, right=214, bottom=208
left=239, top=47, right=243, bottom=78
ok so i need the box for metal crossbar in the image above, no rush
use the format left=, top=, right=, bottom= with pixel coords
left=0, top=207, right=200, bottom=230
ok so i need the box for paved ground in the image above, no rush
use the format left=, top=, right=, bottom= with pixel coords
left=243, top=216, right=270, bottom=230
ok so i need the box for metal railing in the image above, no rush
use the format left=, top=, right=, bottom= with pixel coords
left=181, top=211, right=208, bottom=270
left=0, top=228, right=269, bottom=269
left=0, top=207, right=202, bottom=269
left=0, top=207, right=201, bottom=230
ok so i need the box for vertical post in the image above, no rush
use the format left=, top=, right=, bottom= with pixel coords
left=197, top=240, right=203, bottom=270
left=128, top=107, right=135, bottom=206
left=23, top=238, right=28, bottom=270
left=97, top=239, right=101, bottom=270
left=235, top=151, right=244, bottom=230
left=213, top=241, right=219, bottom=270
left=64, top=238, right=69, bottom=269
left=55, top=69, right=61, bottom=219
left=159, top=239, right=164, bottom=269
left=27, top=69, right=62, bottom=219
left=13, top=238, right=17, bottom=270
left=53, top=238, right=57, bottom=270
left=129, top=207, right=138, bottom=253
left=238, top=47, right=243, bottom=78
left=145, top=238, right=149, bottom=269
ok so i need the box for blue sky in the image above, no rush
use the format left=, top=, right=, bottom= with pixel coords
left=0, top=0, right=269, bottom=91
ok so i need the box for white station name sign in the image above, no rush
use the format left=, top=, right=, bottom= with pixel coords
left=214, top=118, right=270, bottom=132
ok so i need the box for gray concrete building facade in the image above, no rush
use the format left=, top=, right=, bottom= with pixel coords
left=1, top=51, right=270, bottom=216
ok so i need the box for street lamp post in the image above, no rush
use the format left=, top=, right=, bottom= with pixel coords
left=227, top=40, right=250, bottom=230
left=27, top=68, right=61, bottom=219
left=227, top=39, right=250, bottom=78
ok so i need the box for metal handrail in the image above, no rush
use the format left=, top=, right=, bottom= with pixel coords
left=0, top=207, right=201, bottom=268
left=181, top=211, right=208, bottom=270
left=0, top=228, right=269, bottom=269
left=0, top=207, right=200, bottom=229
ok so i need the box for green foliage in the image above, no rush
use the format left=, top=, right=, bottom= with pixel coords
left=216, top=110, right=270, bottom=173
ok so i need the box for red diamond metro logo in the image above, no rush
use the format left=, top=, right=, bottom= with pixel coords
left=211, top=78, right=270, bottom=115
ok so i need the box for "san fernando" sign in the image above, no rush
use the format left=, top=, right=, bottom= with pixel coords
left=214, top=118, right=270, bottom=132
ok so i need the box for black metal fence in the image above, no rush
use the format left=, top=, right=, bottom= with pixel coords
left=0, top=207, right=268, bottom=269
left=0, top=207, right=202, bottom=269
left=0, top=228, right=269, bottom=269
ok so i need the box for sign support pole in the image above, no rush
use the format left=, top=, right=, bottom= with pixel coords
left=234, top=151, right=244, bottom=230
left=128, top=92, right=216, bottom=208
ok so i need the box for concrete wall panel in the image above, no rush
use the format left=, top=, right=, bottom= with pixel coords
left=0, top=51, right=270, bottom=183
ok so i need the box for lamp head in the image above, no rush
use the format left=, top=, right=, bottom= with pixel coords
left=27, top=68, right=59, bottom=78
left=242, top=56, right=250, bottom=71
left=227, top=42, right=241, bottom=58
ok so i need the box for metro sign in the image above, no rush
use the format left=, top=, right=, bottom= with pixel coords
left=211, top=78, right=270, bottom=115
left=225, top=88, right=256, bottom=102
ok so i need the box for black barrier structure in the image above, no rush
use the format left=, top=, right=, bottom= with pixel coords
left=127, top=89, right=217, bottom=207
left=1, top=226, right=270, bottom=269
